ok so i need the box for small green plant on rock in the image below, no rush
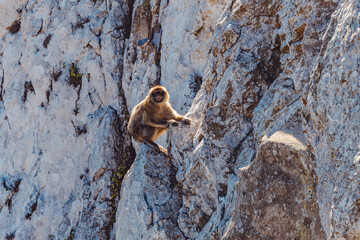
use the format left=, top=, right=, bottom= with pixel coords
left=111, top=166, right=129, bottom=200
left=68, top=63, right=82, bottom=89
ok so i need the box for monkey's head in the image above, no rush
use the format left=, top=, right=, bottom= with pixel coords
left=148, top=85, right=169, bottom=103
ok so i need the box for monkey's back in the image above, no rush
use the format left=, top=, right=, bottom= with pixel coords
left=127, top=101, right=146, bottom=140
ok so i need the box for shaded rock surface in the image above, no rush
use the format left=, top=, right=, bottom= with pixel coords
left=1, top=0, right=359, bottom=239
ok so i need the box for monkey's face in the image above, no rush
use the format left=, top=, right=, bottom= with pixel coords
left=152, top=89, right=166, bottom=103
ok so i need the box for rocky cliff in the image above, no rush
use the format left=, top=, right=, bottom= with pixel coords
left=0, top=0, right=359, bottom=239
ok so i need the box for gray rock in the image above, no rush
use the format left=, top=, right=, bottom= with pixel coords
left=115, top=144, right=184, bottom=240
left=1, top=0, right=359, bottom=239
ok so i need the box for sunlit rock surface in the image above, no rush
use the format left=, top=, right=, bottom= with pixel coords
left=1, top=0, right=359, bottom=239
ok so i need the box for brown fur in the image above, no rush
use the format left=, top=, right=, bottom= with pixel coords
left=128, top=85, right=191, bottom=147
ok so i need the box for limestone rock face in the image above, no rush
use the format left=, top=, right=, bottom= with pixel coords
left=0, top=1, right=135, bottom=239
left=1, top=0, right=359, bottom=239
left=115, top=145, right=183, bottom=240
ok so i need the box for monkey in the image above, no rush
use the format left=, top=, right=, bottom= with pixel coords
left=127, top=85, right=191, bottom=149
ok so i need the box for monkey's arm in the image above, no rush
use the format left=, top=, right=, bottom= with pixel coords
left=142, top=112, right=170, bottom=128
left=163, top=106, right=191, bottom=125
left=173, top=114, right=191, bottom=125
left=144, top=119, right=170, bottom=128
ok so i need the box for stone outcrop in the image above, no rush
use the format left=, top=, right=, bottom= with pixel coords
left=0, top=0, right=359, bottom=239
left=115, top=144, right=183, bottom=240
left=224, top=123, right=326, bottom=239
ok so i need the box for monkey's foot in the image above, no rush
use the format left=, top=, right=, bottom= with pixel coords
left=157, top=145, right=168, bottom=155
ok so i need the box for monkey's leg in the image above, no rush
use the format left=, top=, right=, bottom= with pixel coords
left=141, top=126, right=161, bottom=150
left=143, top=139, right=160, bottom=149
left=141, top=126, right=168, bottom=153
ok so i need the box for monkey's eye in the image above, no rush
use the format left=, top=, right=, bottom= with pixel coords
left=153, top=90, right=165, bottom=96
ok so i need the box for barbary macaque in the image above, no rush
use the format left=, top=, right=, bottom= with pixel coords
left=128, top=85, right=191, bottom=148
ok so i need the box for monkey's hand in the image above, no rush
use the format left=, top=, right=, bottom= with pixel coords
left=168, top=119, right=179, bottom=127
left=182, top=117, right=191, bottom=125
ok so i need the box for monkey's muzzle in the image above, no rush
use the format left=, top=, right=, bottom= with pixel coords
left=155, top=95, right=163, bottom=102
